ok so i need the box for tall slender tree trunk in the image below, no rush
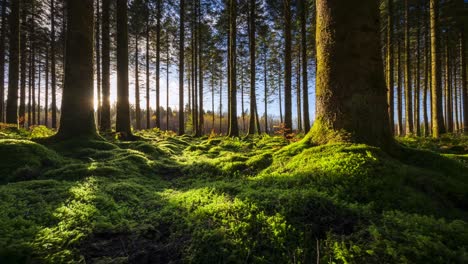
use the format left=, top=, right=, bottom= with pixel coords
left=264, top=48, right=268, bottom=134
left=278, top=73, right=283, bottom=124
left=227, top=0, right=238, bottom=137
left=6, top=0, right=20, bottom=124
left=445, top=35, right=453, bottom=132
left=38, top=62, right=41, bottom=125
left=179, top=0, right=185, bottom=135
left=461, top=26, right=468, bottom=133
left=415, top=7, right=421, bottom=136
left=0, top=0, right=7, bottom=122
left=146, top=9, right=150, bottom=129
left=116, top=0, right=133, bottom=138
left=31, top=4, right=36, bottom=126
left=156, top=0, right=161, bottom=129
left=310, top=0, right=393, bottom=150
left=100, top=0, right=111, bottom=131
left=397, top=40, right=403, bottom=136
left=19, top=9, right=27, bottom=127
left=301, top=0, right=310, bottom=132
left=197, top=0, right=204, bottom=136
left=55, top=0, right=97, bottom=139
left=430, top=0, right=445, bottom=137
left=96, top=0, right=101, bottom=127
left=134, top=36, right=141, bottom=130
left=166, top=35, right=170, bottom=131
left=296, top=55, right=302, bottom=132
left=247, top=0, right=257, bottom=135
left=387, top=0, right=394, bottom=134
left=219, top=78, right=223, bottom=133
left=45, top=46, right=49, bottom=127
left=404, top=0, right=413, bottom=135
left=423, top=16, right=430, bottom=136
left=51, top=0, right=57, bottom=129
left=283, top=0, right=292, bottom=132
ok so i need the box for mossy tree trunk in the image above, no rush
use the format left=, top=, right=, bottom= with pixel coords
left=309, top=0, right=393, bottom=150
left=100, top=0, right=111, bottom=132
left=6, top=0, right=20, bottom=124
left=55, top=0, right=97, bottom=139
left=116, top=0, right=133, bottom=138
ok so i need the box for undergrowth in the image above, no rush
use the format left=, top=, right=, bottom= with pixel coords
left=0, top=125, right=467, bottom=263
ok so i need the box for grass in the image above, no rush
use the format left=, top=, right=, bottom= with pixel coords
left=0, top=125, right=467, bottom=263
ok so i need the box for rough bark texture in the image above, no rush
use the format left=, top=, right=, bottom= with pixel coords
left=116, top=0, right=133, bottom=137
left=404, top=0, right=413, bottom=135
left=100, top=0, right=111, bottom=131
left=6, top=0, right=20, bottom=124
left=430, top=0, right=446, bottom=137
left=309, top=0, right=393, bottom=150
left=56, top=0, right=97, bottom=138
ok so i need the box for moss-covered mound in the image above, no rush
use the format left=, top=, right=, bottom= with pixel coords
left=0, top=127, right=466, bottom=263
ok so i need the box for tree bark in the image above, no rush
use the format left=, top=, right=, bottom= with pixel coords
left=301, top=0, right=310, bottom=132
left=462, top=25, right=468, bottom=133
left=100, top=0, right=111, bottom=131
left=156, top=0, right=161, bottom=129
left=95, top=0, right=101, bottom=127
left=227, top=0, right=238, bottom=137
left=430, top=0, right=446, bottom=137
left=386, top=0, right=394, bottom=134
left=310, top=0, right=393, bottom=150
left=135, top=36, right=141, bottom=130
left=247, top=0, right=257, bottom=135
left=146, top=7, right=150, bottom=129
left=51, top=0, right=57, bottom=129
left=404, top=0, right=413, bottom=135
left=0, top=0, right=7, bottom=122
left=6, top=0, right=20, bottom=124
left=116, top=0, right=133, bottom=138
left=283, top=0, right=292, bottom=132
left=179, top=0, right=185, bottom=135
left=55, top=0, right=97, bottom=139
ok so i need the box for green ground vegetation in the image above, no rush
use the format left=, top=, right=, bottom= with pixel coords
left=0, top=125, right=467, bottom=263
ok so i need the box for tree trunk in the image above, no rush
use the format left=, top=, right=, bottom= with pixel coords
left=166, top=34, right=170, bottom=130
left=227, top=0, right=238, bottom=137
left=397, top=40, right=403, bottom=136
left=430, top=0, right=446, bottom=137
left=116, top=0, right=133, bottom=138
left=296, top=53, right=302, bottom=132
left=387, top=0, right=394, bottom=134
left=197, top=0, right=203, bottom=136
left=0, top=0, right=7, bottom=122
left=100, top=0, right=111, bottom=131
left=45, top=46, right=49, bottom=127
left=156, top=0, right=161, bottom=129
left=247, top=0, right=257, bottom=135
left=462, top=26, right=468, bottom=133
left=135, top=36, right=141, bottom=130
left=95, top=0, right=101, bottom=127
left=51, top=0, right=57, bottom=129
left=55, top=0, right=97, bottom=139
left=6, top=0, right=20, bottom=124
left=445, top=35, right=453, bottom=132
left=146, top=9, right=150, bottom=129
left=19, top=8, right=27, bottom=127
left=179, top=0, right=185, bottom=135
left=301, top=0, right=310, bottom=132
left=309, top=0, right=393, bottom=150
left=404, top=0, right=413, bottom=135
left=415, top=6, right=421, bottom=136
left=283, top=0, right=292, bottom=132
left=264, top=48, right=268, bottom=134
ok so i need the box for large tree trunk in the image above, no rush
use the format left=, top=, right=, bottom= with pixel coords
left=19, top=8, right=27, bottom=127
left=178, top=0, right=185, bottom=135
left=283, top=0, right=292, bottom=132
left=301, top=0, right=310, bottom=132
left=415, top=5, right=421, bottom=136
left=397, top=40, right=403, bottom=136
left=100, top=0, right=111, bottom=131
left=0, top=0, right=6, bottom=122
left=116, top=0, right=133, bottom=138
left=227, top=0, right=238, bottom=137
left=6, top=0, right=20, bottom=124
left=386, top=0, right=394, bottom=135
left=95, top=0, right=101, bottom=127
left=309, top=0, right=393, bottom=150
left=430, top=0, right=446, bottom=137
left=55, top=0, right=97, bottom=138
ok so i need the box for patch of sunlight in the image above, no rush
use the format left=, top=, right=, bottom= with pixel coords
left=32, top=177, right=99, bottom=263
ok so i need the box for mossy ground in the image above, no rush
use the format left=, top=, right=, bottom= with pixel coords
left=0, top=125, right=467, bottom=263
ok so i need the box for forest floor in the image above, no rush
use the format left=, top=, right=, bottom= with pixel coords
left=0, top=124, right=467, bottom=263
